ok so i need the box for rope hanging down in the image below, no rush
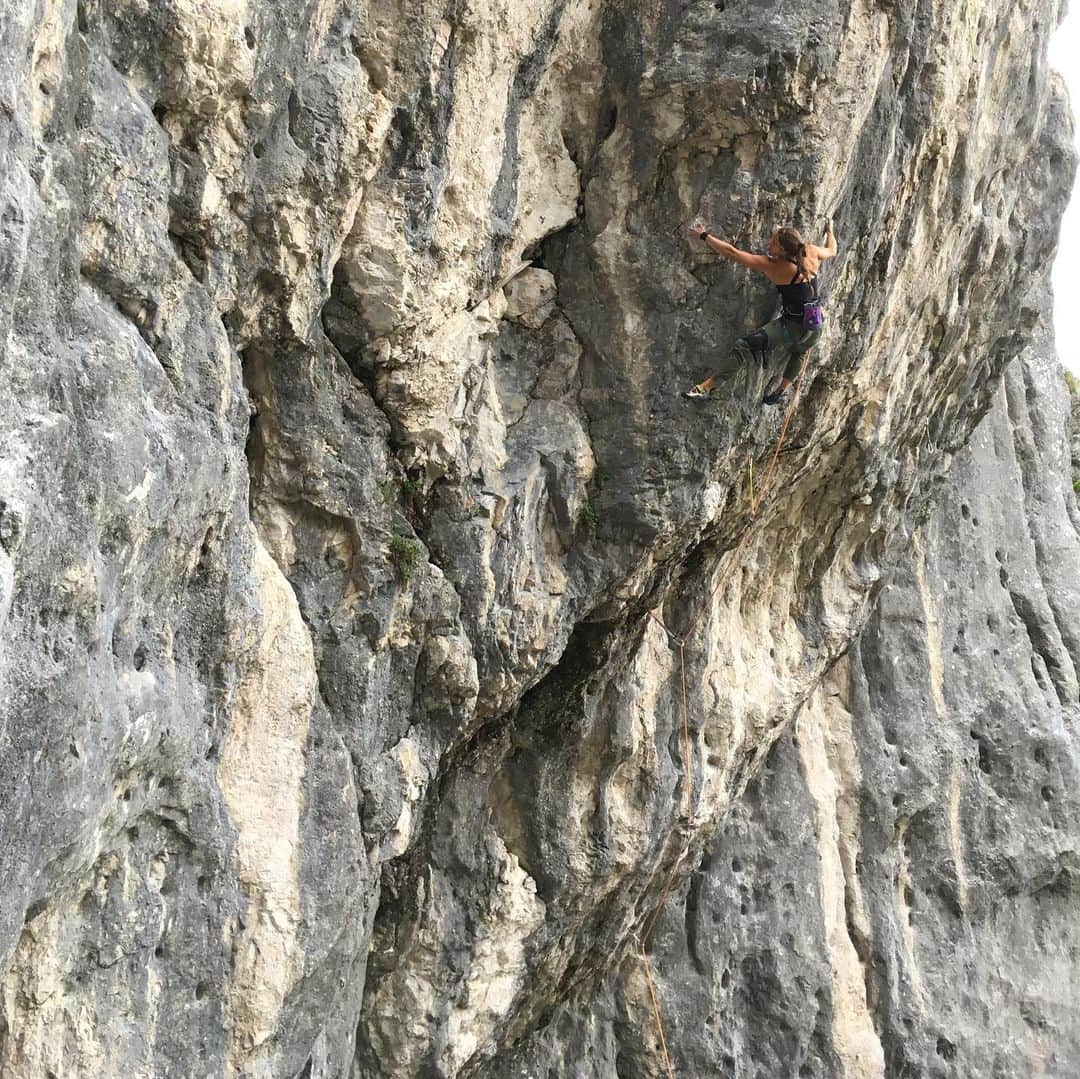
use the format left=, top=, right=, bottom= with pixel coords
left=639, top=350, right=814, bottom=1078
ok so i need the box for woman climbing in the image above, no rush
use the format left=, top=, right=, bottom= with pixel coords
left=683, top=221, right=836, bottom=405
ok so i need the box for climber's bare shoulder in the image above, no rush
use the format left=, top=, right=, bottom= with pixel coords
left=760, top=256, right=816, bottom=284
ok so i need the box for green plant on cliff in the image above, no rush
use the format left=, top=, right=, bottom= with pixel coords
left=1065, top=370, right=1079, bottom=398
left=577, top=498, right=600, bottom=534
left=380, top=474, right=424, bottom=505
left=388, top=535, right=423, bottom=583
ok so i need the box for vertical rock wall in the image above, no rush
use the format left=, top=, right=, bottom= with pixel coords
left=0, top=0, right=1076, bottom=1075
left=504, top=305, right=1080, bottom=1077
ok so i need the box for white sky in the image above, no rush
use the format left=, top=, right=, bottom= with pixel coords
left=1050, top=5, right=1080, bottom=373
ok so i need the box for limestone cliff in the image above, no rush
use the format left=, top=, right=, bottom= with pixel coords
left=501, top=298, right=1080, bottom=1078
left=1069, top=373, right=1079, bottom=483
left=0, top=0, right=1076, bottom=1076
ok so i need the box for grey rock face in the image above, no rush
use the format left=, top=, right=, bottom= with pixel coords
left=845, top=339, right=1080, bottom=1079
left=504, top=318, right=1080, bottom=1078
left=1069, top=376, right=1080, bottom=484
left=0, top=0, right=1076, bottom=1076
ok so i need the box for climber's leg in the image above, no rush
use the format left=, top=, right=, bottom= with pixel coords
left=764, top=325, right=821, bottom=405
left=783, top=326, right=820, bottom=382
left=683, top=320, right=783, bottom=399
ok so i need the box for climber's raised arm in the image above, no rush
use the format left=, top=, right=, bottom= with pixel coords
left=809, top=220, right=837, bottom=261
left=688, top=224, right=774, bottom=274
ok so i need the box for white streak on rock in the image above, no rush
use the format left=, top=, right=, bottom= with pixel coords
left=797, top=673, right=885, bottom=1079
left=218, top=534, right=316, bottom=1075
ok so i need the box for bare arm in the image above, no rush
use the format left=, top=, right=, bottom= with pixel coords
left=707, top=236, right=775, bottom=273
left=809, top=220, right=837, bottom=260
left=689, top=225, right=774, bottom=275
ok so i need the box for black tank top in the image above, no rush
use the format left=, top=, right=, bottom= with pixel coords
left=776, top=267, right=818, bottom=319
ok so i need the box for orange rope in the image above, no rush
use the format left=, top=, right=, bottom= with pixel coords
left=639, top=348, right=814, bottom=1071
left=640, top=937, right=676, bottom=1079
left=678, top=642, right=691, bottom=814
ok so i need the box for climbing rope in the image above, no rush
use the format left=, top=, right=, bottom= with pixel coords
left=638, top=349, right=815, bottom=1076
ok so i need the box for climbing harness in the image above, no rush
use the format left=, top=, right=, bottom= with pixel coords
left=638, top=344, right=815, bottom=1078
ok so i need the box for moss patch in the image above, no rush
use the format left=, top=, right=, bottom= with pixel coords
left=388, top=535, right=423, bottom=583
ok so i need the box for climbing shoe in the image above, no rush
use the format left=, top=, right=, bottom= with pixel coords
left=682, top=385, right=710, bottom=400
left=762, top=384, right=789, bottom=406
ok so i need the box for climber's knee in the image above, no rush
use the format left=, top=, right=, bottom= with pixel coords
left=739, top=329, right=771, bottom=366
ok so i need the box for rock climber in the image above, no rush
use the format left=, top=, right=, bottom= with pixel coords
left=683, top=221, right=836, bottom=405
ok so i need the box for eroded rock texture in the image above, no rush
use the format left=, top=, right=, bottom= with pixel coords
left=503, top=307, right=1080, bottom=1078
left=1069, top=377, right=1080, bottom=483
left=0, top=0, right=1076, bottom=1075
